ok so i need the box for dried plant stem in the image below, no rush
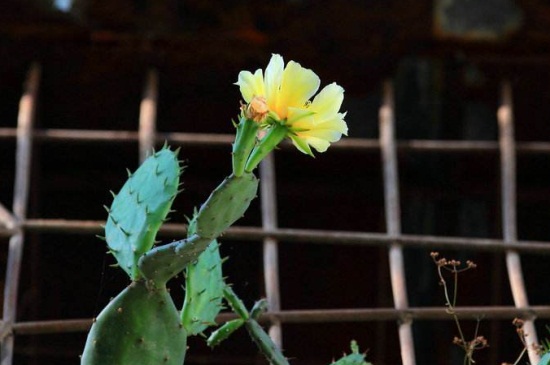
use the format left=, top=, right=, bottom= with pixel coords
left=431, top=252, right=487, bottom=365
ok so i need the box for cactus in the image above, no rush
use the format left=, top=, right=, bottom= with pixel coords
left=195, top=172, right=258, bottom=239
left=80, top=280, right=187, bottom=365
left=82, top=147, right=260, bottom=365
left=210, top=286, right=372, bottom=365
left=180, top=213, right=225, bottom=336
left=330, top=341, right=372, bottom=365
left=82, top=55, right=356, bottom=365
left=232, top=116, right=260, bottom=177
left=207, top=285, right=291, bottom=365
left=206, top=318, right=245, bottom=348
left=104, top=146, right=181, bottom=280
left=137, top=172, right=258, bottom=285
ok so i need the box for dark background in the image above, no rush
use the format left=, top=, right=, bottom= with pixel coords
left=2, top=0, right=550, bottom=364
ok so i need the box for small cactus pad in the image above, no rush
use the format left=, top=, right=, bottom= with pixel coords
left=330, top=341, right=371, bottom=365
left=195, top=172, right=258, bottom=239
left=138, top=172, right=258, bottom=285
left=138, top=234, right=213, bottom=285
left=245, top=319, right=290, bottom=365
left=206, top=318, right=245, bottom=348
left=223, top=285, right=250, bottom=320
left=250, top=299, right=268, bottom=320
left=105, top=147, right=181, bottom=279
left=222, top=286, right=289, bottom=365
left=181, top=215, right=225, bottom=336
left=81, top=281, right=187, bottom=365
left=232, top=117, right=260, bottom=177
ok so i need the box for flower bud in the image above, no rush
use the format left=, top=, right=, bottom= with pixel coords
left=245, top=96, right=269, bottom=123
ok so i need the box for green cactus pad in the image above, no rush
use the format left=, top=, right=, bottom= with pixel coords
left=138, top=172, right=258, bottom=285
left=181, top=215, right=225, bottom=336
left=250, top=299, right=268, bottom=320
left=105, top=147, right=181, bottom=279
left=138, top=234, right=212, bottom=285
left=330, top=341, right=371, bottom=365
left=222, top=286, right=289, bottom=365
left=223, top=285, right=250, bottom=320
left=232, top=116, right=260, bottom=177
left=245, top=319, right=290, bottom=365
left=195, top=172, right=259, bottom=239
left=81, top=281, right=187, bottom=365
left=207, top=318, right=245, bottom=348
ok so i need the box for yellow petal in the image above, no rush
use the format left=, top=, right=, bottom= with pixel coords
left=301, top=136, right=331, bottom=153
left=264, top=54, right=284, bottom=111
left=277, top=61, right=320, bottom=117
left=298, top=127, right=343, bottom=143
left=314, top=114, right=348, bottom=135
left=287, top=107, right=315, bottom=127
left=310, top=83, right=344, bottom=117
left=236, top=69, right=265, bottom=103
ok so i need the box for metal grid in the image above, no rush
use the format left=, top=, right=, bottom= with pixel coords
left=1, top=64, right=550, bottom=365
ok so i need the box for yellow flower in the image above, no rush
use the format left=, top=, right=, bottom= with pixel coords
left=236, top=54, right=348, bottom=155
